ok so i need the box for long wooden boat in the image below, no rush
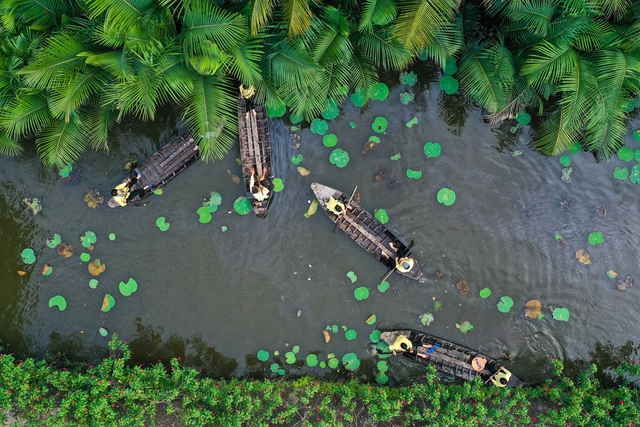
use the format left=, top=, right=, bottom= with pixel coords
left=108, top=134, right=200, bottom=207
left=380, top=329, right=522, bottom=387
left=238, top=91, right=273, bottom=219
left=311, top=182, right=426, bottom=283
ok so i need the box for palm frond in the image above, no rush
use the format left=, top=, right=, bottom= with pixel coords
left=506, top=0, right=556, bottom=38
left=393, top=0, right=457, bottom=53
left=311, top=7, right=353, bottom=64
left=0, top=93, right=53, bottom=140
left=283, top=0, right=313, bottom=37
left=224, top=36, right=264, bottom=86
left=572, top=18, right=621, bottom=51
left=180, top=0, right=247, bottom=53
left=82, top=104, right=118, bottom=150
left=593, top=0, right=632, bottom=20
left=556, top=56, right=600, bottom=131
left=520, top=40, right=579, bottom=93
left=49, top=68, right=111, bottom=122
left=84, top=0, right=159, bottom=31
left=346, top=50, right=378, bottom=96
left=417, top=22, right=462, bottom=69
left=357, top=26, right=413, bottom=71
left=107, top=62, right=162, bottom=121
left=359, top=0, right=397, bottom=33
left=456, top=2, right=480, bottom=40
left=156, top=52, right=195, bottom=104
left=267, top=38, right=322, bottom=86
left=530, top=108, right=580, bottom=155
left=0, top=131, right=22, bottom=156
left=1, top=0, right=76, bottom=31
left=544, top=15, right=592, bottom=47
left=249, top=0, right=277, bottom=36
left=80, top=49, right=134, bottom=80
left=35, top=114, right=88, bottom=166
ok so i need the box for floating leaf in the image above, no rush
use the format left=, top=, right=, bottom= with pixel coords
left=89, top=279, right=99, bottom=289
left=292, top=345, right=300, bottom=354
left=497, top=296, right=514, bottom=313
left=233, top=197, right=253, bottom=215
left=434, top=300, right=442, bottom=311
left=588, top=232, right=603, bottom=246
left=345, top=329, right=357, bottom=340
left=119, top=278, right=138, bottom=297
left=291, top=154, right=304, bottom=165
left=17, top=270, right=26, bottom=276
left=226, top=169, right=240, bottom=185
left=101, top=294, right=115, bottom=312
left=266, top=102, right=285, bottom=118
left=369, top=330, right=381, bottom=343
left=436, top=188, right=456, bottom=206
left=155, top=217, right=170, bottom=231
left=46, top=234, right=62, bottom=248
left=331, top=325, right=338, bottom=333
left=272, top=178, right=284, bottom=192
left=365, top=314, right=376, bottom=325
left=21, top=248, right=36, bottom=264
left=328, top=358, right=339, bottom=369
left=221, top=226, right=228, bottom=232
left=516, top=111, right=531, bottom=126
left=306, top=354, right=318, bottom=367
left=567, top=141, right=581, bottom=154
left=310, top=118, right=328, bottom=135
left=321, top=99, right=340, bottom=120
left=206, top=191, right=222, bottom=206
left=374, top=209, right=389, bottom=224
left=390, top=153, right=401, bottom=161
left=372, top=117, right=388, bottom=133
left=377, top=360, right=388, bottom=373
left=346, top=271, right=357, bottom=283
left=378, top=281, right=390, bottom=292
left=81, top=231, right=97, bottom=248
left=456, top=280, right=470, bottom=296
left=49, top=295, right=67, bottom=311
left=616, top=275, right=634, bottom=291
left=57, top=243, right=74, bottom=258
left=406, top=169, right=422, bottom=179
left=439, top=75, right=459, bottom=94
left=443, top=57, right=457, bottom=75
left=613, top=167, right=629, bottom=180
left=618, top=147, right=634, bottom=162
left=285, top=352, right=296, bottom=364
left=329, top=148, right=350, bottom=168
left=479, top=288, right=491, bottom=298
left=399, top=70, right=418, bottom=86
left=197, top=206, right=213, bottom=224
left=88, top=259, right=106, bottom=276
left=304, top=199, right=319, bottom=218
left=59, top=164, right=73, bottom=178
left=290, top=113, right=303, bottom=124
left=423, top=142, right=441, bottom=158
left=575, top=248, right=592, bottom=265
left=153, top=188, right=163, bottom=195
left=559, top=155, right=571, bottom=166
left=323, top=330, right=331, bottom=343
left=622, top=99, right=635, bottom=112
left=552, top=307, right=570, bottom=322
left=375, top=373, right=388, bottom=384
left=368, top=82, right=389, bottom=101
left=629, top=165, right=640, bottom=184
left=42, top=264, right=53, bottom=276
left=108, top=233, right=116, bottom=241
left=419, top=312, right=434, bottom=326
left=99, top=327, right=109, bottom=337
left=350, top=88, right=367, bottom=107
left=525, top=300, right=542, bottom=318
left=633, top=130, right=640, bottom=141
left=323, top=134, right=338, bottom=147
left=607, top=270, right=618, bottom=279
left=457, top=321, right=474, bottom=333
left=349, top=121, right=357, bottom=129
left=257, top=350, right=269, bottom=361
left=406, top=117, right=418, bottom=127
left=80, top=252, right=91, bottom=262
left=342, top=353, right=360, bottom=371
left=297, top=166, right=310, bottom=176
left=270, top=363, right=279, bottom=373
left=354, top=287, right=369, bottom=301
left=83, top=189, right=103, bottom=209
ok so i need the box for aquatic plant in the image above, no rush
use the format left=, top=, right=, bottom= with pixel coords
left=399, top=71, right=418, bottom=86
left=399, top=90, right=415, bottom=105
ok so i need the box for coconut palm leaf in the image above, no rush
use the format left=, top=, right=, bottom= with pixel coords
left=594, top=0, right=631, bottom=20
left=347, top=50, right=378, bottom=96
left=267, top=38, right=322, bottom=84
left=181, top=0, right=247, bottom=53
left=84, top=0, right=160, bottom=31
left=542, top=15, right=592, bottom=47
left=311, top=7, right=353, bottom=64
left=49, top=68, right=112, bottom=122
left=156, top=52, right=195, bottom=103
left=180, top=74, right=237, bottom=161
left=530, top=108, right=580, bottom=155
left=0, top=93, right=53, bottom=140
left=80, top=49, right=134, bottom=80
left=417, top=22, right=462, bottom=69
left=249, top=0, right=277, bottom=36
left=572, top=18, right=621, bottom=51
left=283, top=0, right=314, bottom=37
left=0, top=131, right=22, bottom=156
left=108, top=61, right=163, bottom=121
left=35, top=114, right=88, bottom=166
left=83, top=104, right=118, bottom=150
left=359, top=0, right=397, bottom=33
left=224, top=37, right=264, bottom=86
left=393, top=0, right=457, bottom=53
left=556, top=56, right=600, bottom=132
left=520, top=40, right=579, bottom=92
left=357, top=26, right=412, bottom=70
left=456, top=2, right=480, bottom=40
left=1, top=0, right=76, bottom=31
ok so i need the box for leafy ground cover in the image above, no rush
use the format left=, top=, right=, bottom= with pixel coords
left=1, top=337, right=639, bottom=427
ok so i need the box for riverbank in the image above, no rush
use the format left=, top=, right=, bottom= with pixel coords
left=1, top=337, right=638, bottom=426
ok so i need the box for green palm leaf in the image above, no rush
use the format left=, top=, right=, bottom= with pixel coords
left=311, top=7, right=353, bottom=64
left=181, top=0, right=247, bottom=54
left=36, top=115, right=88, bottom=167
left=0, top=131, right=22, bottom=156
left=0, top=93, right=53, bottom=140
left=84, top=0, right=159, bottom=31
left=80, top=49, right=134, bottom=80
left=83, top=104, right=118, bottom=150
left=595, top=0, right=632, bottom=20
left=49, top=68, right=111, bottom=122
left=393, top=0, right=457, bottom=53
left=249, top=0, right=277, bottom=36
left=556, top=56, right=600, bottom=132
left=108, top=62, right=162, bottom=121
left=417, top=22, right=461, bottom=69
left=283, top=0, right=313, bottom=37
left=520, top=40, right=579, bottom=92
left=347, top=51, right=378, bottom=97
left=224, top=37, right=264, bottom=86
left=359, top=0, right=397, bottom=33
left=504, top=0, right=556, bottom=39
left=530, top=108, right=580, bottom=155
left=357, top=26, right=412, bottom=70
left=1, top=0, right=77, bottom=31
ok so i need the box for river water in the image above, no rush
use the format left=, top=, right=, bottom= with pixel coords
left=1, top=66, right=639, bottom=385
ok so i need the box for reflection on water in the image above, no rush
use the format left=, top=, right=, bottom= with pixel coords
left=1, top=69, right=640, bottom=385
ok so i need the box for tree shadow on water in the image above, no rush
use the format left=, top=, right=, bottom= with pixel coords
left=437, top=91, right=475, bottom=137
left=565, top=341, right=638, bottom=387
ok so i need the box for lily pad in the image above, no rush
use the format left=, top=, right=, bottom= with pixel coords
left=306, top=354, right=318, bottom=367
left=206, top=191, right=222, bottom=207
left=257, top=350, right=270, bottom=361
left=375, top=209, right=389, bottom=224
left=88, top=259, right=106, bottom=276
left=618, top=147, right=634, bottom=162
left=101, top=294, right=115, bottom=312
left=21, top=248, right=36, bottom=264
left=332, top=325, right=338, bottom=333
left=622, top=99, right=635, bottom=112
left=630, top=165, right=640, bottom=184
left=89, top=279, right=99, bottom=289
left=297, top=166, right=310, bottom=176
left=328, top=358, right=339, bottom=369
left=346, top=271, right=357, bottom=282
left=46, top=234, right=62, bottom=248
left=390, top=153, right=401, bottom=161
left=350, top=88, right=367, bottom=107
left=378, top=281, right=390, bottom=292
left=372, top=117, right=388, bottom=133
left=49, top=295, right=67, bottom=311
left=444, top=57, right=457, bottom=75
left=345, top=329, right=357, bottom=340
left=270, top=178, right=284, bottom=193
left=423, top=142, right=442, bottom=158
left=57, top=243, right=74, bottom=258
left=607, top=270, right=618, bottom=279
left=108, top=233, right=116, bottom=241
left=406, top=117, right=418, bottom=128
left=83, top=189, right=103, bottom=209
left=369, top=330, right=381, bottom=343
left=354, top=287, right=369, bottom=301
left=399, top=71, right=418, bottom=86
left=290, top=113, right=303, bottom=124
left=369, top=82, right=389, bottom=101
left=342, top=353, right=360, bottom=371
left=525, top=300, right=542, bottom=318
left=439, top=75, right=459, bottom=95
left=375, top=373, right=388, bottom=384
left=304, top=199, right=319, bottom=218
left=497, top=296, right=514, bottom=313
left=633, top=130, right=640, bottom=141
left=457, top=321, right=474, bottom=333
left=516, top=112, right=531, bottom=126
left=406, top=169, right=422, bottom=179
left=434, top=300, right=442, bottom=311
left=552, top=307, right=570, bottom=322
left=436, top=188, right=456, bottom=206
left=119, top=278, right=138, bottom=297
left=321, top=99, right=340, bottom=120
left=266, top=102, right=285, bottom=118
left=365, top=314, right=376, bottom=325
left=270, top=363, right=279, bottom=373
left=613, top=167, right=629, bottom=180
left=559, top=155, right=571, bottom=166
left=349, top=121, right=357, bottom=129
left=42, top=264, right=53, bottom=276
left=292, top=345, right=300, bottom=354
left=575, top=248, right=592, bottom=265
left=588, top=232, right=603, bottom=246
left=323, top=134, right=338, bottom=147
left=197, top=206, right=213, bottom=224
left=476, top=288, right=491, bottom=299
left=80, top=252, right=91, bottom=262
left=233, top=197, right=252, bottom=215
left=59, top=164, right=73, bottom=178
left=98, top=327, right=109, bottom=337
left=377, top=360, right=388, bottom=372
left=568, top=141, right=581, bottom=153
left=617, top=275, right=634, bottom=291
left=329, top=149, right=349, bottom=168
left=81, top=231, right=97, bottom=248
left=369, top=136, right=381, bottom=143
left=291, top=154, right=304, bottom=165
left=285, top=352, right=296, bottom=364
left=420, top=312, right=434, bottom=326
left=155, top=217, right=170, bottom=231
left=456, top=280, right=470, bottom=296
left=153, top=188, right=163, bottom=195
left=310, top=118, right=328, bottom=135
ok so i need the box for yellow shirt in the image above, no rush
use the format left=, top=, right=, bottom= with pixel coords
left=113, top=182, right=130, bottom=206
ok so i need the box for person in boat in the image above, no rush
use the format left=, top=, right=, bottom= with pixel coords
left=250, top=166, right=269, bottom=201
left=326, top=196, right=353, bottom=217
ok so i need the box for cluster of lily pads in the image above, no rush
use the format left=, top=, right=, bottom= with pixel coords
left=612, top=137, right=640, bottom=183
left=255, top=345, right=360, bottom=376
left=197, top=192, right=222, bottom=223
left=555, top=141, right=582, bottom=183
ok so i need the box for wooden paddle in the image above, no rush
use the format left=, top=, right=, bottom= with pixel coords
left=333, top=186, right=357, bottom=233
left=379, top=240, right=415, bottom=282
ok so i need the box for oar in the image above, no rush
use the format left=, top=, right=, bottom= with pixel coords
left=333, top=186, right=357, bottom=233
left=379, top=240, right=416, bottom=282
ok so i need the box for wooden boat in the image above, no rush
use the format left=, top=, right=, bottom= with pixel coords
left=380, top=329, right=522, bottom=387
left=108, top=134, right=200, bottom=207
left=311, top=182, right=427, bottom=283
left=238, top=89, right=273, bottom=219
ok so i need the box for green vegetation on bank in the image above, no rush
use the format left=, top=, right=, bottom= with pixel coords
left=1, top=337, right=639, bottom=426
left=0, top=1, right=639, bottom=166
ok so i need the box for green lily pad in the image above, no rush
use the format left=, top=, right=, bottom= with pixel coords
left=444, top=57, right=457, bottom=75
left=350, top=88, right=367, bottom=107
left=479, top=288, right=491, bottom=298
left=156, top=217, right=170, bottom=231
left=331, top=325, right=338, bottom=333
left=633, top=130, right=640, bottom=141
left=101, top=293, right=115, bottom=312
left=346, top=271, right=357, bottom=283
left=99, top=327, right=109, bottom=337
left=423, top=142, right=441, bottom=158
left=80, top=252, right=91, bottom=262
left=406, top=117, right=418, bottom=128
left=21, top=248, right=36, bottom=264
left=323, top=134, right=338, bottom=147
left=377, top=360, right=388, bottom=372
left=588, top=232, right=603, bottom=246
left=119, top=278, right=138, bottom=297
left=81, top=231, right=97, bottom=247
left=342, top=325, right=348, bottom=331
left=46, top=234, right=62, bottom=248
left=328, top=358, right=339, bottom=369
left=399, top=71, right=418, bottom=86
left=406, top=169, right=422, bottom=179
left=345, top=329, right=357, bottom=340
left=89, top=279, right=99, bottom=289
left=390, top=153, right=401, bottom=161
left=41, top=265, right=53, bottom=276
left=266, top=102, right=286, bottom=118
left=354, top=287, right=369, bottom=301
left=153, top=188, right=163, bottom=195
left=206, top=191, right=222, bottom=206
left=559, top=155, right=571, bottom=166
left=434, top=300, right=442, bottom=311
left=613, top=167, right=629, bottom=180
left=274, top=350, right=280, bottom=356
left=375, top=209, right=389, bottom=224
left=420, top=313, right=434, bottom=326
left=516, top=112, right=531, bottom=126
left=552, top=307, right=570, bottom=322
left=270, top=363, right=279, bottom=373
left=290, top=113, right=303, bottom=124
left=342, top=353, right=360, bottom=371
left=375, top=373, right=388, bottom=384
left=349, top=121, right=356, bottom=129
left=197, top=206, right=213, bottom=224
left=310, top=118, right=328, bottom=135
left=257, top=350, right=270, bottom=361
left=436, top=188, right=456, bottom=206
left=630, top=164, right=640, bottom=184
left=306, top=354, right=318, bottom=367
left=273, top=178, right=284, bottom=192
left=378, top=281, right=390, bottom=292
left=292, top=345, right=300, bottom=354
left=369, top=136, right=381, bottom=143
left=285, top=352, right=296, bottom=364
left=372, top=117, right=388, bottom=133
left=221, top=226, right=228, bottom=232
left=49, top=295, right=67, bottom=311
left=618, top=147, right=634, bottom=162
left=568, top=141, right=581, bottom=154
left=366, top=314, right=376, bottom=325
left=291, top=154, right=304, bottom=165
left=439, top=75, right=459, bottom=95
left=321, top=99, right=340, bottom=120
left=369, top=330, right=381, bottom=343
left=59, top=164, right=73, bottom=178
left=369, top=82, right=389, bottom=101
left=108, top=233, right=116, bottom=241
left=497, top=296, right=514, bottom=313
left=329, top=149, right=350, bottom=168
left=458, top=321, right=474, bottom=333
left=319, top=361, right=326, bottom=368
left=233, top=197, right=253, bottom=215
left=635, top=150, right=640, bottom=161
